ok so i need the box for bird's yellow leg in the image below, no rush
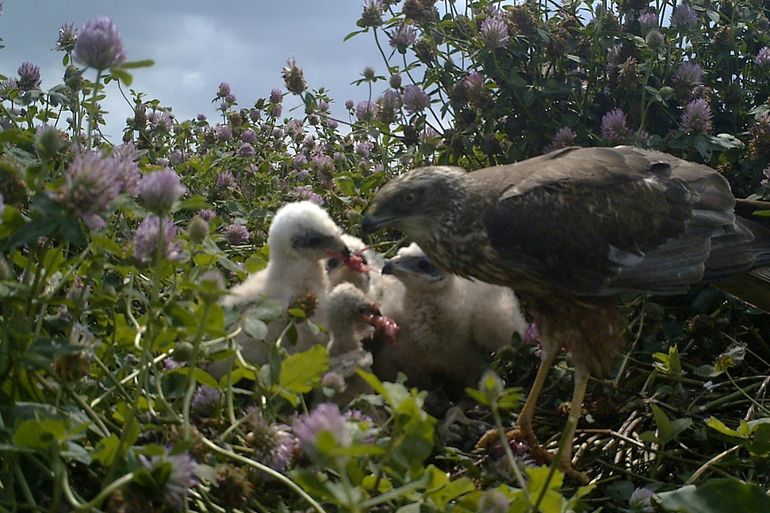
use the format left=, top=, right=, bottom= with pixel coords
left=556, top=365, right=589, bottom=480
left=516, top=347, right=559, bottom=445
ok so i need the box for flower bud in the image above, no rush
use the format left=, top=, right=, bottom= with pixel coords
left=188, top=215, right=209, bottom=244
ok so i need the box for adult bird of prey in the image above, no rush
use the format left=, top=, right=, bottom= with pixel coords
left=362, top=145, right=770, bottom=474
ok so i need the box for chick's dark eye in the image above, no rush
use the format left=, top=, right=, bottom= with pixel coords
left=402, top=192, right=417, bottom=204
left=357, top=305, right=370, bottom=314
left=416, top=259, right=431, bottom=271
left=307, top=236, right=323, bottom=246
left=326, top=259, right=341, bottom=271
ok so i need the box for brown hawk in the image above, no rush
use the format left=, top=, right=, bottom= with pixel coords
left=362, top=146, right=770, bottom=475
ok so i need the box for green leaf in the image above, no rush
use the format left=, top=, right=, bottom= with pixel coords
left=746, top=424, right=770, bottom=457
left=242, top=315, right=268, bottom=340
left=651, top=404, right=691, bottom=444
left=175, top=195, right=211, bottom=211
left=656, top=479, right=770, bottom=512
left=118, top=59, right=155, bottom=69
left=13, top=419, right=68, bottom=449
left=109, top=68, right=133, bottom=86
left=166, top=367, right=219, bottom=388
left=525, top=465, right=564, bottom=512
left=278, top=344, right=329, bottom=394
left=706, top=417, right=745, bottom=438
left=92, top=434, right=121, bottom=466
left=335, top=176, right=357, bottom=196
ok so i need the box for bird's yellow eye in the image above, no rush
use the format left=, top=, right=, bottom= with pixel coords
left=402, top=192, right=417, bottom=204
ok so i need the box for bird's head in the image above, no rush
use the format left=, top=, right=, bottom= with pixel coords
left=326, top=283, right=399, bottom=344
left=362, top=166, right=466, bottom=244
left=326, top=234, right=375, bottom=292
left=268, top=201, right=349, bottom=261
left=381, top=242, right=448, bottom=289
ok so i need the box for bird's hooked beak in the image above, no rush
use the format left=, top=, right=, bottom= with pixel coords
left=359, top=303, right=382, bottom=323
left=361, top=201, right=392, bottom=236
left=382, top=256, right=444, bottom=282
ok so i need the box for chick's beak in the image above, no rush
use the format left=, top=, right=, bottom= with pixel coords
left=381, top=261, right=395, bottom=275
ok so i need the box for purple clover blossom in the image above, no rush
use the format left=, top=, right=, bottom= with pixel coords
left=355, top=100, right=378, bottom=122
left=637, top=12, right=658, bottom=34
left=217, top=82, right=231, bottom=98
left=139, top=451, right=198, bottom=510
left=191, top=386, right=221, bottom=417
left=272, top=127, right=284, bottom=139
left=0, top=78, right=18, bottom=97
left=238, top=142, right=256, bottom=157
left=149, top=111, right=173, bottom=131
left=545, top=127, right=577, bottom=152
left=755, top=47, right=770, bottom=66
left=674, top=61, right=704, bottom=87
left=241, top=128, right=257, bottom=144
left=198, top=208, right=216, bottom=222
left=376, top=89, right=402, bottom=122
left=55, top=23, right=78, bottom=53
left=360, top=0, right=384, bottom=28
left=271, top=103, right=283, bottom=118
left=215, top=124, right=232, bottom=142
left=56, top=153, right=120, bottom=230
left=312, top=153, right=334, bottom=172
left=282, top=58, right=307, bottom=95
left=162, top=356, right=182, bottom=370
left=133, top=216, right=181, bottom=263
left=248, top=109, right=261, bottom=122
left=269, top=88, right=283, bottom=104
left=322, top=371, right=346, bottom=392
left=302, top=134, right=316, bottom=147
left=286, top=118, right=305, bottom=140
left=680, top=98, right=712, bottom=134
left=463, top=71, right=486, bottom=100
left=670, top=3, right=698, bottom=29
left=110, top=142, right=142, bottom=195
left=389, top=23, right=418, bottom=54
left=17, top=62, right=41, bottom=91
left=225, top=224, right=250, bottom=245
left=480, top=16, right=509, bottom=50
left=344, top=99, right=355, bottom=110
left=402, top=85, right=430, bottom=115
left=246, top=408, right=298, bottom=472
left=293, top=154, right=308, bottom=167
left=138, top=168, right=186, bottom=214
left=294, top=185, right=324, bottom=205
left=293, top=403, right=350, bottom=459
left=600, top=108, right=631, bottom=143
left=295, top=169, right=311, bottom=181
left=75, top=17, right=126, bottom=70
left=216, top=171, right=235, bottom=190
left=168, top=149, right=185, bottom=165
left=629, top=487, right=655, bottom=512
left=355, top=141, right=374, bottom=158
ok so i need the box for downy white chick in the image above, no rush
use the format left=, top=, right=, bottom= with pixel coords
left=220, top=201, right=350, bottom=367
left=373, top=243, right=525, bottom=389
left=322, top=283, right=400, bottom=404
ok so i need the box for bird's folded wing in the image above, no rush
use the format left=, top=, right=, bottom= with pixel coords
left=479, top=146, right=747, bottom=296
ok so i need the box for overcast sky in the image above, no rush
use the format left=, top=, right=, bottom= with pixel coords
left=0, top=0, right=388, bottom=140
